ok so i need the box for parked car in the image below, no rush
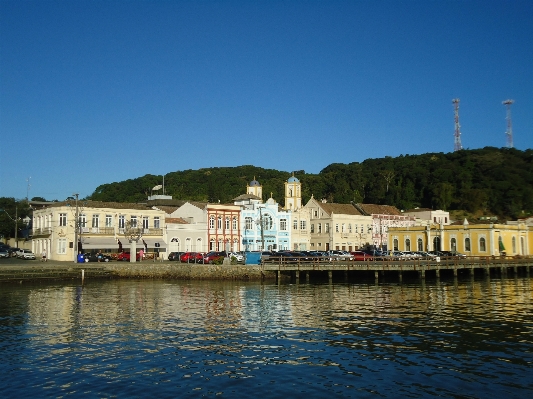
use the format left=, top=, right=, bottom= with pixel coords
left=202, top=251, right=226, bottom=264
left=168, top=252, right=185, bottom=261
left=180, top=252, right=204, bottom=263
left=328, top=250, right=354, bottom=261
left=8, top=247, right=20, bottom=257
left=117, top=252, right=141, bottom=261
left=83, top=253, right=112, bottom=262
left=16, top=249, right=36, bottom=260
left=228, top=252, right=244, bottom=263
left=351, top=251, right=374, bottom=261
left=0, top=248, right=9, bottom=258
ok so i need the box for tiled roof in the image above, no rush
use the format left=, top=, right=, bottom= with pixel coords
left=318, top=203, right=362, bottom=216
left=233, top=193, right=261, bottom=201
left=165, top=217, right=189, bottom=224
left=355, top=203, right=402, bottom=216
left=33, top=200, right=156, bottom=211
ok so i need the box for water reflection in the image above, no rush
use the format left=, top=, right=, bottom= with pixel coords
left=0, top=276, right=532, bottom=398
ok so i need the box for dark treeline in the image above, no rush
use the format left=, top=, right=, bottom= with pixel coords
left=87, top=147, right=532, bottom=220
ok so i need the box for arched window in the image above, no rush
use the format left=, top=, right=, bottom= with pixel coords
left=465, top=237, right=471, bottom=251
left=393, top=238, right=399, bottom=251
left=209, top=216, right=215, bottom=229
left=512, top=237, right=516, bottom=253
left=451, top=238, right=457, bottom=251
left=405, top=238, right=411, bottom=251
left=262, top=214, right=273, bottom=230
left=217, top=216, right=222, bottom=229
left=245, top=217, right=253, bottom=230
left=185, top=237, right=191, bottom=251
left=417, top=238, right=423, bottom=251
left=232, top=217, right=238, bottom=230
left=348, top=224, right=352, bottom=233
left=209, top=239, right=215, bottom=251
left=479, top=237, right=486, bottom=252
left=196, top=238, right=202, bottom=252
left=225, top=217, right=230, bottom=230
left=520, top=237, right=524, bottom=255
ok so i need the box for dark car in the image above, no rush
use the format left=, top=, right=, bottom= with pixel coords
left=202, top=251, right=226, bottom=264
left=83, top=252, right=112, bottom=262
left=267, top=251, right=303, bottom=263
left=168, top=252, right=185, bottom=261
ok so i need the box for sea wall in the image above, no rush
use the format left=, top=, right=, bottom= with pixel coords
left=105, top=262, right=275, bottom=280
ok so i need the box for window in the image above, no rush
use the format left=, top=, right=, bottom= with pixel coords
left=325, top=223, right=329, bottom=233
left=512, top=237, right=516, bottom=253
left=418, top=238, right=423, bottom=251
left=355, top=224, right=358, bottom=234
left=280, top=219, right=287, bottom=231
left=318, top=223, right=322, bottom=233
left=300, top=220, right=306, bottom=230
left=245, top=217, right=253, bottom=230
left=217, top=216, right=222, bottom=229
left=405, top=238, right=411, bottom=251
left=451, top=238, right=457, bottom=251
left=348, top=224, right=352, bottom=233
left=143, top=216, right=149, bottom=229
left=314, top=210, right=318, bottom=217
left=262, top=214, right=273, bottom=230
left=293, top=219, right=298, bottom=230
left=232, top=217, right=237, bottom=230
left=311, top=224, right=315, bottom=233
left=119, top=215, right=125, bottom=229
left=209, top=216, right=215, bottom=229
left=341, top=223, right=345, bottom=233
left=79, top=214, right=87, bottom=227
left=58, top=238, right=67, bottom=254
left=393, top=238, right=399, bottom=251
left=225, top=217, right=230, bottom=230
left=130, top=216, right=137, bottom=227
left=154, top=217, right=160, bottom=229
left=59, top=213, right=67, bottom=227
left=479, top=237, right=486, bottom=252
left=92, top=214, right=99, bottom=228
left=196, top=238, right=202, bottom=252
left=335, top=224, right=339, bottom=233
left=465, top=237, right=471, bottom=251
left=105, top=215, right=112, bottom=227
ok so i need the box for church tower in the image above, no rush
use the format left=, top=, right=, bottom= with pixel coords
left=284, top=174, right=302, bottom=210
left=247, top=177, right=262, bottom=200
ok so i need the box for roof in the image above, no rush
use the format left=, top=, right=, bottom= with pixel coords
left=287, top=176, right=299, bottom=183
left=403, top=208, right=433, bottom=213
left=31, top=200, right=157, bottom=211
left=318, top=202, right=362, bottom=216
left=249, top=179, right=261, bottom=187
left=165, top=217, right=189, bottom=224
left=355, top=203, right=402, bottom=216
left=233, top=193, right=261, bottom=201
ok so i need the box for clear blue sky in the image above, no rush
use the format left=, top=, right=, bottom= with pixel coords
left=1, top=0, right=532, bottom=201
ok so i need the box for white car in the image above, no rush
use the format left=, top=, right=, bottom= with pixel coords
left=17, top=249, right=36, bottom=260
left=228, top=252, right=244, bottom=262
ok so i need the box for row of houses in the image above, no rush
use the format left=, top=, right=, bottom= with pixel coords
left=29, top=175, right=533, bottom=261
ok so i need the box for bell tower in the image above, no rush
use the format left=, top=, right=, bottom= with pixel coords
left=284, top=174, right=301, bottom=210
left=247, top=177, right=262, bottom=199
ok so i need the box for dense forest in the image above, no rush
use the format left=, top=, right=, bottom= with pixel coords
left=1, top=147, right=532, bottom=241
left=88, top=147, right=533, bottom=220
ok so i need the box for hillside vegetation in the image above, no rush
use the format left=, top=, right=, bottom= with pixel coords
left=88, top=147, right=533, bottom=220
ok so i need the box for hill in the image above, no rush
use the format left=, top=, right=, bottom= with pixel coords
left=88, top=147, right=533, bottom=220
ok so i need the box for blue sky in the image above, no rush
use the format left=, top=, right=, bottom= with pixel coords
left=1, top=0, right=532, bottom=201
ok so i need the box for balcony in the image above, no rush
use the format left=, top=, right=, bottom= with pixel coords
left=32, top=227, right=52, bottom=237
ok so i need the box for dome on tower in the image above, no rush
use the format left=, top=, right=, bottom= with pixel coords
left=287, top=176, right=299, bottom=183
left=249, top=179, right=261, bottom=187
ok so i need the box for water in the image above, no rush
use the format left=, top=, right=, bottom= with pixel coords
left=1, top=275, right=532, bottom=398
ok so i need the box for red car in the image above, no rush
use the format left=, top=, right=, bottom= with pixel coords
left=350, top=251, right=374, bottom=261
left=117, top=252, right=141, bottom=261
left=202, top=251, right=226, bottom=264
left=180, top=252, right=203, bottom=263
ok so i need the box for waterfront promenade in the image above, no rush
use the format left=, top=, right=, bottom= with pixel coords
left=1, top=255, right=532, bottom=283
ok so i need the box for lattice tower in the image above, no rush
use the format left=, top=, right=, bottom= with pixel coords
left=503, top=99, right=514, bottom=148
left=452, top=98, right=462, bottom=151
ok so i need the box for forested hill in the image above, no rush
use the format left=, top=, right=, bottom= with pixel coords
left=89, top=147, right=533, bottom=220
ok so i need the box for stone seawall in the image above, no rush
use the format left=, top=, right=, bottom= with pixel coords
left=106, top=263, right=275, bottom=280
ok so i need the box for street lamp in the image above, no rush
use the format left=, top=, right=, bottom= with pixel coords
left=0, top=206, right=19, bottom=247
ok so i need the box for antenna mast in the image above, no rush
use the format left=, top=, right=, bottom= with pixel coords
left=452, top=98, right=462, bottom=151
left=503, top=99, right=514, bottom=148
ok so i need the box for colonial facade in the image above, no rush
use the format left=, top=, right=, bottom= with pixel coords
left=402, top=208, right=451, bottom=225
left=31, top=200, right=167, bottom=261
left=387, top=220, right=532, bottom=256
left=354, top=203, right=416, bottom=250
left=304, top=197, right=373, bottom=252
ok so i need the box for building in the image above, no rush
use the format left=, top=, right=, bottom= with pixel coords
left=31, top=200, right=167, bottom=261
left=303, top=197, right=372, bottom=252
left=387, top=219, right=531, bottom=256
left=402, top=208, right=451, bottom=225
left=354, top=203, right=416, bottom=250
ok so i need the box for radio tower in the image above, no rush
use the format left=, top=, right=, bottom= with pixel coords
left=503, top=99, right=514, bottom=148
left=452, top=98, right=462, bottom=151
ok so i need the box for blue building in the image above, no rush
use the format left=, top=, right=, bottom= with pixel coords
left=234, top=178, right=291, bottom=251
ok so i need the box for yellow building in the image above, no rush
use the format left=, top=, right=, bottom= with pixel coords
left=387, top=220, right=531, bottom=256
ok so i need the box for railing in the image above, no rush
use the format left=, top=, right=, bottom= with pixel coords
left=32, top=227, right=52, bottom=236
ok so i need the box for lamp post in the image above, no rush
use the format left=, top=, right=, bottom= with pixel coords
left=124, top=220, right=143, bottom=262
left=72, top=193, right=79, bottom=262
left=0, top=206, right=19, bottom=247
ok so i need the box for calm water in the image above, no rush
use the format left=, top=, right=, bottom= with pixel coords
left=0, top=275, right=532, bottom=398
